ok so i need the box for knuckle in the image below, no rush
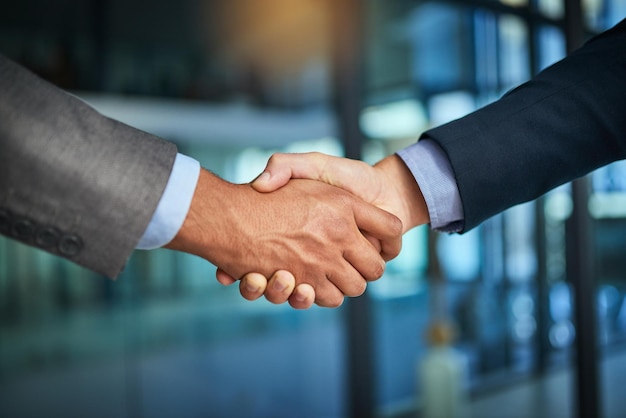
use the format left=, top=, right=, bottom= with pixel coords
left=341, top=277, right=367, bottom=297
left=268, top=153, right=286, bottom=166
left=329, top=295, right=344, bottom=308
left=383, top=249, right=398, bottom=262
left=371, top=261, right=385, bottom=281
left=350, top=280, right=367, bottom=297
left=390, top=215, right=403, bottom=236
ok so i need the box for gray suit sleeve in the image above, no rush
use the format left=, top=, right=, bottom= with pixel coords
left=0, top=55, right=178, bottom=278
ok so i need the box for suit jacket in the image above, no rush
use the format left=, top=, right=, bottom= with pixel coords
left=422, top=19, right=626, bottom=232
left=0, top=56, right=177, bottom=278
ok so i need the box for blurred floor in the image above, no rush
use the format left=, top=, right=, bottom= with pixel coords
left=2, top=338, right=625, bottom=418
left=0, top=328, right=344, bottom=418
left=468, top=348, right=626, bottom=418
left=0, top=298, right=345, bottom=418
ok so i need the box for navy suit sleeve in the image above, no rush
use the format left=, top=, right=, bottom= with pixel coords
left=421, top=19, right=626, bottom=232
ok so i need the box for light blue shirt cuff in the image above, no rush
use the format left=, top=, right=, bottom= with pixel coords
left=396, top=140, right=464, bottom=232
left=136, top=153, right=201, bottom=249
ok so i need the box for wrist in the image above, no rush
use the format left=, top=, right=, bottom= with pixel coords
left=167, top=169, right=272, bottom=279
left=374, top=155, right=429, bottom=233
left=165, top=169, right=233, bottom=261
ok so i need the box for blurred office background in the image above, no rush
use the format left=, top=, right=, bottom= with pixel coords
left=1, top=0, right=626, bottom=417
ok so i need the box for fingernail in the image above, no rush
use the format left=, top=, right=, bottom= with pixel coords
left=246, top=282, right=260, bottom=293
left=295, top=292, right=307, bottom=302
left=273, top=279, right=287, bottom=292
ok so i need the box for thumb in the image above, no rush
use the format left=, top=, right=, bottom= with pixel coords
left=251, top=170, right=291, bottom=193
left=252, top=152, right=326, bottom=192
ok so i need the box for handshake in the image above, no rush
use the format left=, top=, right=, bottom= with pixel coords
left=166, top=152, right=430, bottom=310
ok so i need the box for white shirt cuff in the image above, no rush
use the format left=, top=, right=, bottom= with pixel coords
left=136, top=153, right=201, bottom=249
left=396, top=140, right=464, bottom=232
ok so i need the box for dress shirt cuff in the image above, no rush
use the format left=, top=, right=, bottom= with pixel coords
left=136, top=153, right=201, bottom=250
left=396, top=140, right=464, bottom=232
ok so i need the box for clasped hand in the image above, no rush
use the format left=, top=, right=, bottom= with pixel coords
left=211, top=152, right=429, bottom=309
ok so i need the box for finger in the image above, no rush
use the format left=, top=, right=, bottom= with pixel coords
left=364, top=232, right=382, bottom=253
left=239, top=273, right=269, bottom=301
left=363, top=233, right=394, bottom=280
left=313, top=278, right=346, bottom=308
left=315, top=294, right=345, bottom=308
left=288, top=284, right=315, bottom=309
left=216, top=268, right=238, bottom=286
left=343, top=242, right=386, bottom=283
left=320, top=258, right=371, bottom=300
left=351, top=199, right=403, bottom=261
left=252, top=152, right=328, bottom=192
left=264, top=270, right=296, bottom=304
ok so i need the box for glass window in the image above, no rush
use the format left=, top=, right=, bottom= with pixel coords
left=537, top=25, right=566, bottom=72
left=498, top=15, right=530, bottom=91
left=584, top=0, right=626, bottom=31
left=537, top=0, right=565, bottom=19
left=407, top=3, right=475, bottom=95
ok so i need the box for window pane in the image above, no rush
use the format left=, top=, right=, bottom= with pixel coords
left=498, top=15, right=530, bottom=90
left=537, top=0, right=565, bottom=19
left=584, top=0, right=626, bottom=31
left=537, top=25, right=566, bottom=72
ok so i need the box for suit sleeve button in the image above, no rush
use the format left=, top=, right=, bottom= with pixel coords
left=58, top=234, right=83, bottom=256
left=13, top=219, right=36, bottom=239
left=36, top=227, right=61, bottom=248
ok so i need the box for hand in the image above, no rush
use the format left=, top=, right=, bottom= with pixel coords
left=252, top=152, right=429, bottom=233
left=166, top=169, right=402, bottom=307
left=218, top=152, right=430, bottom=306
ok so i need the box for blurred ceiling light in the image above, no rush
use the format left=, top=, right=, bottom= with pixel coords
left=212, top=0, right=329, bottom=77
left=359, top=99, right=427, bottom=140
left=500, top=0, right=528, bottom=7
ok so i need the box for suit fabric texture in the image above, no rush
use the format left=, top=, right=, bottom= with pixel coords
left=0, top=56, right=178, bottom=278
left=422, top=19, right=626, bottom=232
